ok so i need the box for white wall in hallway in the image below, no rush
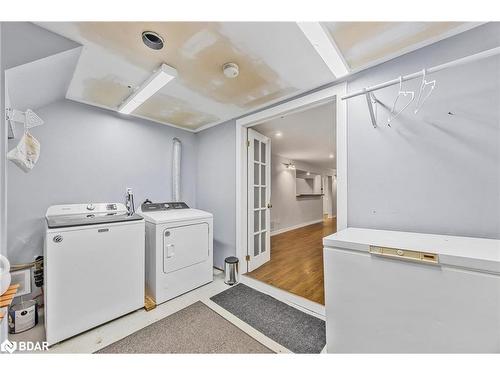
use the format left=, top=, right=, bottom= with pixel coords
left=323, top=175, right=337, bottom=219
left=270, top=153, right=334, bottom=234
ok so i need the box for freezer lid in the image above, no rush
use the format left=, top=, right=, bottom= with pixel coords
left=46, top=212, right=143, bottom=228
left=323, top=228, right=500, bottom=274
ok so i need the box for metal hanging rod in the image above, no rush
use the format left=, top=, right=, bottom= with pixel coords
left=342, top=46, right=500, bottom=101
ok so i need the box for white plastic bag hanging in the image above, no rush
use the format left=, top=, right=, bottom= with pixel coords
left=7, top=131, right=41, bottom=173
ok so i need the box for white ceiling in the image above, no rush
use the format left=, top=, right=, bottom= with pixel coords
left=252, top=102, right=336, bottom=170
left=31, top=22, right=479, bottom=132
left=35, top=22, right=335, bottom=131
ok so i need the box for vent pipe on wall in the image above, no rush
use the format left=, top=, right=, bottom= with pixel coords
left=172, top=138, right=181, bottom=202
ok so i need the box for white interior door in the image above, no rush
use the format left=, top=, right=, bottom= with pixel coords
left=247, top=128, right=271, bottom=272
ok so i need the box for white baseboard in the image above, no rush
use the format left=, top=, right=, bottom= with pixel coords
left=271, top=219, right=324, bottom=236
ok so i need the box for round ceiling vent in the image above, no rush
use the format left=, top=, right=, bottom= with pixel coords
left=222, top=62, right=239, bottom=78
left=142, top=31, right=164, bottom=50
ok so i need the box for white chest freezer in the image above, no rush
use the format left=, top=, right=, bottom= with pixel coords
left=323, top=228, right=500, bottom=353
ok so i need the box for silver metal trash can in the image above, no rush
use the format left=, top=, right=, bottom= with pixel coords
left=224, top=256, right=239, bottom=285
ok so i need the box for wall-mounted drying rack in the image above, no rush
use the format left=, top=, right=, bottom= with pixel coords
left=6, top=108, right=44, bottom=139
left=341, top=46, right=500, bottom=128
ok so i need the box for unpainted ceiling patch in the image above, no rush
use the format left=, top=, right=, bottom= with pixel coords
left=133, top=92, right=219, bottom=129
left=350, top=22, right=464, bottom=68
left=77, top=22, right=296, bottom=110
left=180, top=30, right=219, bottom=59
left=325, top=22, right=465, bottom=69
left=83, top=76, right=133, bottom=108
left=243, top=86, right=297, bottom=108
left=324, top=22, right=392, bottom=58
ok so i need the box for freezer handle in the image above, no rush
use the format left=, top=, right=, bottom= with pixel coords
left=369, top=245, right=439, bottom=264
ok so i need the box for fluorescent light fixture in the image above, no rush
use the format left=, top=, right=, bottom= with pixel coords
left=297, top=22, right=349, bottom=78
left=118, top=63, right=177, bottom=114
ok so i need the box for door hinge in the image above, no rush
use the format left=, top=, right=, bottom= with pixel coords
left=245, top=255, right=250, bottom=261
left=247, top=140, right=250, bottom=147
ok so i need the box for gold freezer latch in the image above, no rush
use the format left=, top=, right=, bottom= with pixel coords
left=369, top=245, right=439, bottom=264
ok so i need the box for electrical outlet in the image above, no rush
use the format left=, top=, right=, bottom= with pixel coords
left=10, top=269, right=32, bottom=297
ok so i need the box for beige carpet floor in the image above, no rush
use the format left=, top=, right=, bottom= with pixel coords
left=96, top=301, right=273, bottom=354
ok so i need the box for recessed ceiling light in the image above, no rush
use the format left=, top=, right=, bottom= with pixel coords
left=329, top=154, right=334, bottom=159
left=306, top=172, right=310, bottom=176
left=275, top=131, right=283, bottom=138
left=142, top=31, right=164, bottom=50
left=118, top=63, right=177, bottom=114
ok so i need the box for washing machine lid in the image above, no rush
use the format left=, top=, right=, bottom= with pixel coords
left=46, top=203, right=143, bottom=228
left=138, top=208, right=212, bottom=224
left=46, top=212, right=143, bottom=229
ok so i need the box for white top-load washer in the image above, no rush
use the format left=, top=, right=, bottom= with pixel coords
left=138, top=201, right=213, bottom=305
left=44, top=203, right=145, bottom=346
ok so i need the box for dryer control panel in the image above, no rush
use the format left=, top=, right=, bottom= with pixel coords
left=141, top=201, right=189, bottom=212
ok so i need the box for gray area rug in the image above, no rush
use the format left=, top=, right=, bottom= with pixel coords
left=210, top=284, right=326, bottom=353
left=97, top=301, right=273, bottom=354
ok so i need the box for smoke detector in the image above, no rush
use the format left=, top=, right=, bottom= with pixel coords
left=223, top=62, right=239, bottom=78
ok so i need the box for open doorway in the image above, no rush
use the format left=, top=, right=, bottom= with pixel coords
left=244, top=101, right=337, bottom=305
left=235, top=84, right=347, bottom=310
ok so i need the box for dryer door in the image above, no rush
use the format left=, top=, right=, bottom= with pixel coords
left=163, top=222, right=209, bottom=274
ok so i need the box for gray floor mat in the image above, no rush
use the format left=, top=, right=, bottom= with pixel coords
left=97, top=301, right=273, bottom=354
left=210, top=284, right=325, bottom=353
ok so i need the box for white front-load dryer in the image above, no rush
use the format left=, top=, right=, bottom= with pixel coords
left=138, top=201, right=213, bottom=305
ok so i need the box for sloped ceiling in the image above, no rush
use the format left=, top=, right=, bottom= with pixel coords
left=3, top=22, right=80, bottom=70
left=33, top=22, right=480, bottom=132
left=6, top=47, right=82, bottom=112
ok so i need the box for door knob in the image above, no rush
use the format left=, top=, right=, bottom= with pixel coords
left=267, top=203, right=272, bottom=208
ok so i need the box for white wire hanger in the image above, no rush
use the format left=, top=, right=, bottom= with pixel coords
left=414, top=68, right=436, bottom=114
left=388, top=76, right=415, bottom=126
left=6, top=108, right=44, bottom=139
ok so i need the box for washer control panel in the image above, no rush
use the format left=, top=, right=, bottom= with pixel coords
left=141, top=201, right=189, bottom=212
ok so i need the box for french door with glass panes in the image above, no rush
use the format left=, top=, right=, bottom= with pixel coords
left=247, top=128, right=271, bottom=272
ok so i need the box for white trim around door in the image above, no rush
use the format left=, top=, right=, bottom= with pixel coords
left=235, top=83, right=348, bottom=274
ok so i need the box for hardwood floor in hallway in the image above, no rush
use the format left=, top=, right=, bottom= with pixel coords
left=247, top=217, right=337, bottom=305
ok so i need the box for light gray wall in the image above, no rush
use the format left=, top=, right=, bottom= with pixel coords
left=323, top=175, right=337, bottom=218
left=195, top=120, right=236, bottom=269
left=331, top=175, right=337, bottom=216
left=195, top=23, right=500, bottom=266
left=270, top=154, right=328, bottom=233
left=2, top=22, right=79, bottom=70
left=347, top=22, right=500, bottom=239
left=1, top=22, right=9, bottom=342
left=7, top=100, right=197, bottom=263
